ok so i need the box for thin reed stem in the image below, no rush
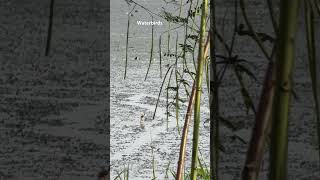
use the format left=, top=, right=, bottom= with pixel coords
left=124, top=5, right=136, bottom=79
left=176, top=34, right=210, bottom=180
left=145, top=16, right=155, bottom=81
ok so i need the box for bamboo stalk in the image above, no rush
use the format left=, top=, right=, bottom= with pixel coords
left=242, top=62, right=275, bottom=180
left=190, top=0, right=208, bottom=178
left=176, top=35, right=210, bottom=180
left=270, top=0, right=300, bottom=179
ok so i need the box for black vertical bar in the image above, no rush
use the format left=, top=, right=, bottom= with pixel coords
left=45, top=0, right=54, bottom=56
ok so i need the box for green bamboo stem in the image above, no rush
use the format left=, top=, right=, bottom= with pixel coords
left=190, top=0, right=208, bottom=179
left=270, top=0, right=300, bottom=179
left=176, top=35, right=210, bottom=180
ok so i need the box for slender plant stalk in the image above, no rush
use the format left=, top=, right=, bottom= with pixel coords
left=124, top=13, right=130, bottom=79
left=153, top=65, right=174, bottom=120
left=45, top=0, right=55, bottom=56
left=190, top=0, right=208, bottom=179
left=124, top=5, right=136, bottom=79
left=270, top=0, right=300, bottom=179
left=176, top=35, right=210, bottom=180
left=145, top=16, right=155, bottom=81
left=159, top=35, right=163, bottom=78
left=167, top=22, right=171, bottom=55
left=176, top=82, right=196, bottom=180
left=304, top=0, right=320, bottom=162
left=150, top=133, right=157, bottom=180
left=151, top=146, right=156, bottom=180
left=175, top=33, right=181, bottom=134
left=242, top=62, right=275, bottom=180
left=167, top=69, right=175, bottom=130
